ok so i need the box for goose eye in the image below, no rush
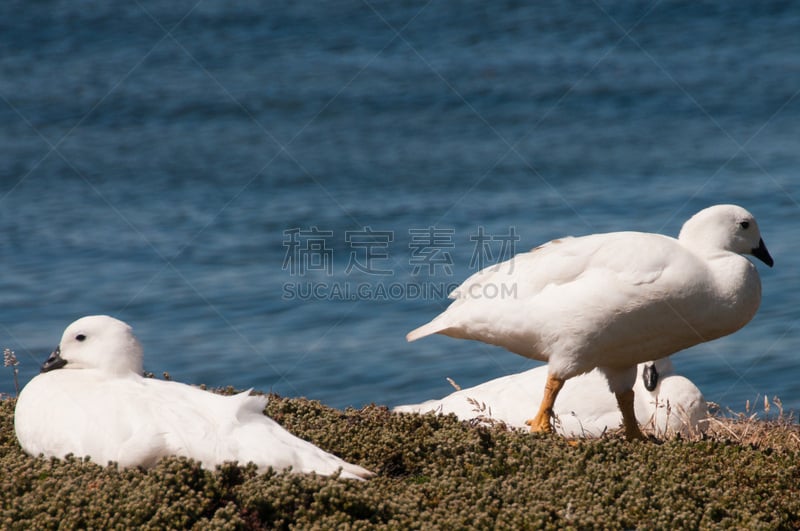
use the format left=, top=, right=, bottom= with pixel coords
left=739, top=221, right=750, bottom=229
left=76, top=334, right=86, bottom=342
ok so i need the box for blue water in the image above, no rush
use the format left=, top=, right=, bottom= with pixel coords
left=1, top=1, right=798, bottom=415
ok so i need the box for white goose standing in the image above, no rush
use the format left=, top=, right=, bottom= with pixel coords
left=407, top=205, right=772, bottom=440
left=15, top=315, right=372, bottom=479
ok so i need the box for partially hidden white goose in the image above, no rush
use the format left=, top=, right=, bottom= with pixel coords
left=407, top=205, right=773, bottom=440
left=15, top=316, right=372, bottom=480
left=394, top=359, right=708, bottom=437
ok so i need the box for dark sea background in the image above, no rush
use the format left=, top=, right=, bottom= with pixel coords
left=1, top=1, right=798, bottom=415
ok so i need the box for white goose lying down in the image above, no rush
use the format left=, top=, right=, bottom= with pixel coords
left=15, top=316, right=372, bottom=480
left=394, top=359, right=708, bottom=437
left=407, top=205, right=773, bottom=440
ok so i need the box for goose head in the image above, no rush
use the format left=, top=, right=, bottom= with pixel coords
left=42, top=315, right=144, bottom=376
left=678, top=204, right=773, bottom=267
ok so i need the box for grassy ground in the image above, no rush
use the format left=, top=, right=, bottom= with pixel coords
left=1, top=392, right=798, bottom=530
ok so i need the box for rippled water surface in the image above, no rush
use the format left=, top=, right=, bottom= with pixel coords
left=1, top=1, right=798, bottom=413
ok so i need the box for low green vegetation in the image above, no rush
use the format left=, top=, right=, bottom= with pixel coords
left=1, top=393, right=798, bottom=529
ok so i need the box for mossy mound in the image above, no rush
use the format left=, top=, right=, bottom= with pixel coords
left=1, top=395, right=799, bottom=529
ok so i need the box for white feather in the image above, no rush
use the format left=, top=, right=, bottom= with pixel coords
left=407, top=204, right=771, bottom=394
left=15, top=315, right=372, bottom=480
left=394, top=359, right=708, bottom=437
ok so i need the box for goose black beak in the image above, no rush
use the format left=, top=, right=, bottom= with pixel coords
left=642, top=363, right=659, bottom=392
left=751, top=238, right=774, bottom=267
left=41, top=346, right=67, bottom=373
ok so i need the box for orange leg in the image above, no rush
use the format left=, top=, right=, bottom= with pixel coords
left=525, top=374, right=564, bottom=433
left=615, top=389, right=646, bottom=441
